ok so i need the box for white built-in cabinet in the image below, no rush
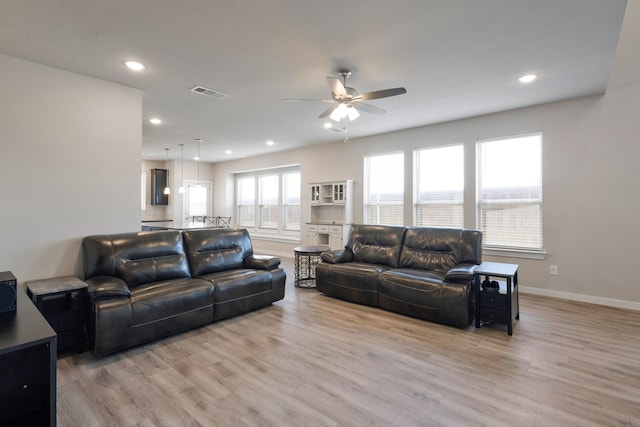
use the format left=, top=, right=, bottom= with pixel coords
left=304, top=180, right=354, bottom=249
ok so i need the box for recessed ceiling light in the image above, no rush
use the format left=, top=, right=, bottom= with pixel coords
left=225, top=150, right=232, bottom=155
left=266, top=140, right=274, bottom=146
left=149, top=118, right=162, bottom=125
left=124, top=60, right=145, bottom=71
left=323, top=122, right=332, bottom=129
left=518, top=74, right=537, bottom=84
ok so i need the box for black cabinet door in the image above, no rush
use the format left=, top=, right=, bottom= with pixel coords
left=151, top=168, right=169, bottom=205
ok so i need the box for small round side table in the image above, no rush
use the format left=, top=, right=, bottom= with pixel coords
left=294, top=245, right=330, bottom=288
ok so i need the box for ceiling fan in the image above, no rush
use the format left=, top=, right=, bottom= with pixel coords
left=285, top=69, right=407, bottom=122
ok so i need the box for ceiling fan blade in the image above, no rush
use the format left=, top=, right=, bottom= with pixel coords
left=327, top=77, right=347, bottom=99
left=353, top=102, right=386, bottom=115
left=356, top=87, right=407, bottom=101
left=318, top=105, right=337, bottom=118
left=283, top=98, right=334, bottom=103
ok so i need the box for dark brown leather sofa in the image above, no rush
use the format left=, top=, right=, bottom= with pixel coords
left=316, top=224, right=482, bottom=328
left=82, top=228, right=285, bottom=356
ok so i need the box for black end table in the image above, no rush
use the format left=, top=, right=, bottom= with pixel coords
left=26, top=276, right=88, bottom=353
left=474, top=262, right=519, bottom=335
left=0, top=283, right=56, bottom=426
left=294, top=245, right=330, bottom=288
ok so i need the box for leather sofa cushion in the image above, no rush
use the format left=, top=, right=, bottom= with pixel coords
left=86, top=276, right=131, bottom=300
left=379, top=269, right=445, bottom=294
left=183, top=228, right=254, bottom=276
left=378, top=269, right=446, bottom=322
left=378, top=268, right=472, bottom=327
left=244, top=254, right=281, bottom=270
left=197, top=269, right=274, bottom=320
left=316, top=262, right=387, bottom=306
left=399, top=227, right=462, bottom=273
left=200, top=269, right=272, bottom=302
left=130, top=277, right=214, bottom=326
left=83, top=231, right=191, bottom=288
left=117, top=253, right=191, bottom=288
left=346, top=224, right=407, bottom=268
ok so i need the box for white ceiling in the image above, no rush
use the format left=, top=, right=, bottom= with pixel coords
left=0, top=0, right=627, bottom=162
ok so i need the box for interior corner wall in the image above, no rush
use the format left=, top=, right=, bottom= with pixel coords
left=0, top=53, right=142, bottom=283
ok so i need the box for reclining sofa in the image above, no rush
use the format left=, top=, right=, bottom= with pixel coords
left=82, top=228, right=285, bottom=356
left=316, top=224, right=482, bottom=328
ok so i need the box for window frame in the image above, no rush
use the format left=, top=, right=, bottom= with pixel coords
left=237, top=176, right=256, bottom=228
left=413, top=143, right=464, bottom=228
left=476, top=132, right=544, bottom=253
left=282, top=170, right=301, bottom=232
left=235, top=166, right=300, bottom=238
left=363, top=151, right=405, bottom=226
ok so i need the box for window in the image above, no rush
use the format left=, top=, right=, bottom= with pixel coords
left=259, top=174, right=279, bottom=229
left=180, top=180, right=212, bottom=220
left=364, top=152, right=404, bottom=225
left=184, top=181, right=210, bottom=217
left=414, top=144, right=464, bottom=227
left=141, top=172, right=146, bottom=211
left=237, top=176, right=255, bottom=227
left=476, top=133, right=542, bottom=250
left=235, top=166, right=300, bottom=236
left=282, top=171, right=301, bottom=231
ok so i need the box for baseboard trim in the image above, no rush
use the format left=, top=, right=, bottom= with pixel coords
left=520, top=286, right=640, bottom=311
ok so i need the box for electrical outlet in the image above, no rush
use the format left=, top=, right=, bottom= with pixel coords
left=550, top=265, right=559, bottom=275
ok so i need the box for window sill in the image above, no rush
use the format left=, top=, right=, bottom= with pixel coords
left=482, top=247, right=547, bottom=260
left=248, top=232, right=300, bottom=243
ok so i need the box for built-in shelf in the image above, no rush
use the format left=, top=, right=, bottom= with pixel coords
left=305, top=180, right=354, bottom=249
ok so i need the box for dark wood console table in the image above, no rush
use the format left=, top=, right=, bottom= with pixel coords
left=0, top=286, right=57, bottom=426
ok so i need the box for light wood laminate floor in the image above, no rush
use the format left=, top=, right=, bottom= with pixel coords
left=57, top=258, right=640, bottom=426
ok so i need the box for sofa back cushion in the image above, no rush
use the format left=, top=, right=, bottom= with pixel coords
left=83, top=231, right=191, bottom=288
left=183, top=228, right=254, bottom=276
left=399, top=227, right=482, bottom=273
left=346, top=224, right=407, bottom=268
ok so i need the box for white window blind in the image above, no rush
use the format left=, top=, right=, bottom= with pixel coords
left=185, top=182, right=210, bottom=217
left=237, top=176, right=255, bottom=227
left=364, top=152, right=404, bottom=225
left=235, top=166, right=300, bottom=236
left=283, top=171, right=301, bottom=231
left=414, top=144, right=464, bottom=227
left=476, top=133, right=543, bottom=250
left=259, top=174, right=279, bottom=229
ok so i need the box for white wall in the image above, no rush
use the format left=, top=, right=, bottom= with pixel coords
left=212, top=89, right=640, bottom=309
left=210, top=1, right=640, bottom=309
left=0, top=53, right=142, bottom=282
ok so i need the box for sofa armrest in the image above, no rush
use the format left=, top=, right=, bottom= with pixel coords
left=445, top=263, right=478, bottom=282
left=86, top=276, right=131, bottom=301
left=244, top=255, right=281, bottom=270
left=320, top=249, right=354, bottom=264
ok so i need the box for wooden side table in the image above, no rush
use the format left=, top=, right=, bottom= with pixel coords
left=26, top=276, right=88, bottom=353
left=294, top=245, right=330, bottom=288
left=474, top=262, right=519, bottom=335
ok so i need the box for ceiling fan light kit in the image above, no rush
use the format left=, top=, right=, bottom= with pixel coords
left=285, top=68, right=407, bottom=128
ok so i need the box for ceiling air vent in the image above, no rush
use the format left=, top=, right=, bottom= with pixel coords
left=190, top=85, right=228, bottom=99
